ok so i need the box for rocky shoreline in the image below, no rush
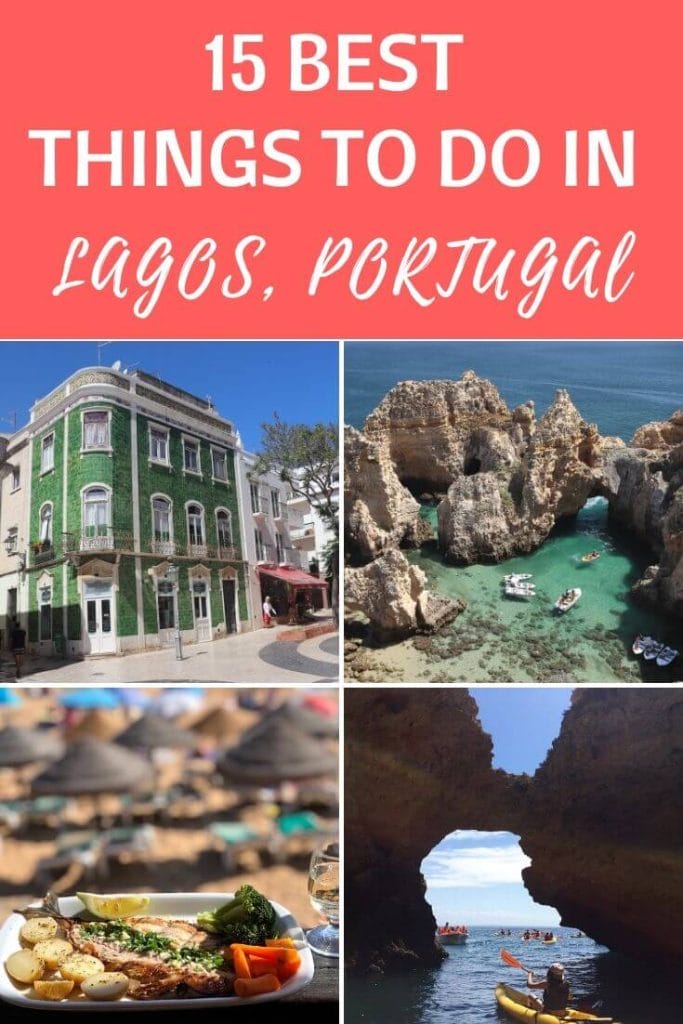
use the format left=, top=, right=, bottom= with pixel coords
left=344, top=373, right=683, bottom=675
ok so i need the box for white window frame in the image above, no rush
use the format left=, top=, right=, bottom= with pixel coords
left=6, top=526, right=18, bottom=554
left=81, top=484, right=112, bottom=541
left=81, top=407, right=112, bottom=453
left=148, top=423, right=170, bottom=466
left=255, top=528, right=266, bottom=561
left=10, top=465, right=20, bottom=492
left=215, top=508, right=233, bottom=552
left=39, top=502, right=53, bottom=544
left=186, top=501, right=206, bottom=548
left=211, top=446, right=229, bottom=483
left=40, top=432, right=55, bottom=475
left=271, top=489, right=281, bottom=518
left=38, top=579, right=53, bottom=642
left=250, top=481, right=261, bottom=513
left=182, top=434, right=202, bottom=476
left=151, top=493, right=174, bottom=553
left=275, top=532, right=284, bottom=564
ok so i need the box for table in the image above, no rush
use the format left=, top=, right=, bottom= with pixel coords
left=1, top=954, right=338, bottom=1021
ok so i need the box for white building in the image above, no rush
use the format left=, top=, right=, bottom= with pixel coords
left=236, top=449, right=332, bottom=628
left=0, top=431, right=31, bottom=650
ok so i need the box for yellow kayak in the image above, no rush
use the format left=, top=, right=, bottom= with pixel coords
left=495, top=984, right=619, bottom=1023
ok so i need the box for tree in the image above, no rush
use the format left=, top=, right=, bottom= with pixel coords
left=254, top=414, right=338, bottom=523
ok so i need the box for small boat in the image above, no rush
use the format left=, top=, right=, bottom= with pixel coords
left=495, top=983, right=620, bottom=1023
left=580, top=551, right=601, bottom=563
left=504, top=573, right=533, bottom=584
left=554, top=588, right=582, bottom=613
left=543, top=937, right=557, bottom=944
left=643, top=642, right=665, bottom=662
left=656, top=647, right=679, bottom=667
left=505, top=585, right=535, bottom=600
left=632, top=635, right=653, bottom=655
left=436, top=926, right=468, bottom=945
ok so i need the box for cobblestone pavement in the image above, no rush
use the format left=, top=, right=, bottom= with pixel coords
left=0, top=627, right=339, bottom=685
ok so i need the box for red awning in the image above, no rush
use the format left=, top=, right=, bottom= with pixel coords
left=257, top=566, right=328, bottom=588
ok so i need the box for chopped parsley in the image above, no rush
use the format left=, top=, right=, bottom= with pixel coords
left=80, top=921, right=225, bottom=971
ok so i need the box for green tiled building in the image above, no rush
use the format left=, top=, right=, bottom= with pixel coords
left=24, top=367, right=250, bottom=657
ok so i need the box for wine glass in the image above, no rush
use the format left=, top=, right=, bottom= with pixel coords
left=306, top=841, right=339, bottom=957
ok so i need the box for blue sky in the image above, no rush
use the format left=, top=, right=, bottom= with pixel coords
left=421, top=690, right=573, bottom=927
left=0, top=341, right=339, bottom=452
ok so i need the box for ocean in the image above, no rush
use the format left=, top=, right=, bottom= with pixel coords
left=345, top=342, right=682, bottom=682
left=346, top=927, right=681, bottom=1024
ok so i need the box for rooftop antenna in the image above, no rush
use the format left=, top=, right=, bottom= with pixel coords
left=97, top=341, right=112, bottom=366
left=207, top=395, right=214, bottom=408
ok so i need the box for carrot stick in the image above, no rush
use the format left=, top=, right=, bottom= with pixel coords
left=234, top=975, right=281, bottom=998
left=230, top=944, right=299, bottom=964
left=232, top=946, right=252, bottom=979
left=266, top=937, right=296, bottom=948
left=250, top=957, right=280, bottom=978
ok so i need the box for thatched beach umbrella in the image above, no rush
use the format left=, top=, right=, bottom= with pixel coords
left=114, top=713, right=196, bottom=751
left=0, top=726, right=64, bottom=767
left=66, top=708, right=127, bottom=742
left=189, top=705, right=256, bottom=745
left=257, top=700, right=338, bottom=739
left=31, top=738, right=153, bottom=795
left=218, top=719, right=337, bottom=784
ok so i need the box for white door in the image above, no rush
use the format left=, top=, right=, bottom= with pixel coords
left=156, top=580, right=177, bottom=646
left=83, top=581, right=116, bottom=655
left=192, top=581, right=211, bottom=642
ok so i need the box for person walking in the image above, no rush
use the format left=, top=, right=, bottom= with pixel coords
left=9, top=617, right=26, bottom=679
left=262, top=595, right=277, bottom=628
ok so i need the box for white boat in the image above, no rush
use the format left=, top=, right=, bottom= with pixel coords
left=503, top=573, right=533, bottom=584
left=632, top=635, right=653, bottom=655
left=643, top=642, right=665, bottom=662
left=505, top=585, right=535, bottom=600
left=656, top=647, right=678, bottom=667
left=554, top=588, right=582, bottom=613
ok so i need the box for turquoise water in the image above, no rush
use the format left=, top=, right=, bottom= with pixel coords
left=403, top=498, right=678, bottom=683
left=346, top=927, right=681, bottom=1024
left=345, top=342, right=682, bottom=682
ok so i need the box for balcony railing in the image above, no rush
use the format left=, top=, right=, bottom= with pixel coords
left=30, top=541, right=57, bottom=566
left=63, top=530, right=134, bottom=555
left=62, top=532, right=242, bottom=563
left=255, top=545, right=306, bottom=570
left=150, top=539, right=241, bottom=561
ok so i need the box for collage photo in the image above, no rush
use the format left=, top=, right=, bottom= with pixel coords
left=0, top=338, right=681, bottom=1024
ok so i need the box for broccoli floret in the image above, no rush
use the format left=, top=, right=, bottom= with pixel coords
left=197, top=885, right=278, bottom=945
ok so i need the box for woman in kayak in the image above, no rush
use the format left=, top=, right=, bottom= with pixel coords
left=526, top=963, right=571, bottom=1014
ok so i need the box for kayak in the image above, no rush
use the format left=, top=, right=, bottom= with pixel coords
left=495, top=983, right=619, bottom=1023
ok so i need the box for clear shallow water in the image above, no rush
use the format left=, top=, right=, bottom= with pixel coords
left=403, top=499, right=678, bottom=683
left=346, top=928, right=681, bottom=1024
left=345, top=341, right=683, bottom=441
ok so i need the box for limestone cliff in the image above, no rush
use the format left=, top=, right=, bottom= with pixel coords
left=345, top=688, right=683, bottom=972
left=344, top=550, right=464, bottom=641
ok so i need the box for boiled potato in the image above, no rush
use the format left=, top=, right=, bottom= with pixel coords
left=19, top=918, right=58, bottom=946
left=5, top=949, right=46, bottom=984
left=33, top=939, right=73, bottom=969
left=59, top=953, right=104, bottom=985
left=33, top=979, right=75, bottom=1001
left=81, top=972, right=130, bottom=1001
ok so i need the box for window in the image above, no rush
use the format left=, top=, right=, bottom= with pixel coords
left=157, top=580, right=175, bottom=630
left=212, top=448, right=228, bottom=481
left=10, top=465, right=20, bottom=491
left=149, top=426, right=169, bottom=464
left=83, top=486, right=110, bottom=539
left=275, top=533, right=284, bottom=564
left=83, top=410, right=110, bottom=450
left=192, top=580, right=208, bottom=620
left=41, top=434, right=54, bottom=473
left=6, top=527, right=18, bottom=554
left=152, top=496, right=172, bottom=543
left=183, top=438, right=200, bottom=474
left=271, top=490, right=281, bottom=518
left=216, top=509, right=233, bottom=551
left=39, top=584, right=52, bottom=641
left=255, top=528, right=266, bottom=561
left=187, top=503, right=204, bottom=546
left=250, top=482, right=261, bottom=513
left=39, top=504, right=53, bottom=544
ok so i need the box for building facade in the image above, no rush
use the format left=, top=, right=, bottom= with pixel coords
left=0, top=432, right=31, bottom=650
left=4, top=367, right=251, bottom=658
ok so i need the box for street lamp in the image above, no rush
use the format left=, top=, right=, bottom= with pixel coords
left=166, top=563, right=183, bottom=661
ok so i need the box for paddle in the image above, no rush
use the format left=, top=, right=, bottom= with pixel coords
left=500, top=948, right=532, bottom=974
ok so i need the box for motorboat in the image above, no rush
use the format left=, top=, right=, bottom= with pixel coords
left=643, top=642, right=665, bottom=662
left=632, top=635, right=653, bottom=655
left=505, top=585, right=535, bottom=600
left=436, top=927, right=468, bottom=945
left=503, top=573, right=533, bottom=584
left=580, top=551, right=601, bottom=563
left=554, top=588, right=581, bottom=613
left=656, top=647, right=679, bottom=667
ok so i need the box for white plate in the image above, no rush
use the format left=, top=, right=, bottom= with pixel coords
left=0, top=892, right=314, bottom=1011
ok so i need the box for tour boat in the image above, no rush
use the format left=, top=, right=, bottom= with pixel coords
left=554, top=588, right=581, bottom=613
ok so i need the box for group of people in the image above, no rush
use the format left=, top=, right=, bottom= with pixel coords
left=437, top=923, right=468, bottom=935
left=522, top=929, right=554, bottom=940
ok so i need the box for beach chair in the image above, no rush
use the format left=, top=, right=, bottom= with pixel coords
left=24, top=796, right=69, bottom=828
left=209, top=821, right=268, bottom=872
left=268, top=810, right=337, bottom=863
left=35, top=830, right=105, bottom=886
left=102, top=825, right=155, bottom=868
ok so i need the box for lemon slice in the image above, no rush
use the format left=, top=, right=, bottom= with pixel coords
left=76, top=893, right=151, bottom=919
